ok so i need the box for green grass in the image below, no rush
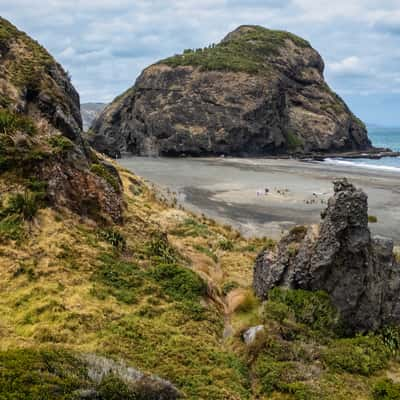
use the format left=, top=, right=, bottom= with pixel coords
left=0, top=108, right=37, bottom=136
left=159, top=25, right=311, bottom=75
left=373, top=379, right=400, bottom=400
left=171, top=218, right=210, bottom=238
left=48, top=135, right=74, bottom=153
left=322, top=336, right=390, bottom=376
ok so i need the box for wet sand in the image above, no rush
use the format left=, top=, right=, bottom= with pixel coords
left=118, top=157, right=400, bottom=243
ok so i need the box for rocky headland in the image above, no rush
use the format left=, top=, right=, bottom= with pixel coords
left=90, top=25, right=371, bottom=158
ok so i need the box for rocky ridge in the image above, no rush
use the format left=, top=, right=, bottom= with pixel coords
left=90, top=25, right=371, bottom=157
left=253, top=178, right=400, bottom=333
left=0, top=17, right=122, bottom=222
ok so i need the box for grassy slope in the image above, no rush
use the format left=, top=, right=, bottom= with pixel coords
left=158, top=25, right=310, bottom=75
left=0, top=155, right=400, bottom=399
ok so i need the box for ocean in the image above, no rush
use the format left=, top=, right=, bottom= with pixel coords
left=323, top=126, right=400, bottom=173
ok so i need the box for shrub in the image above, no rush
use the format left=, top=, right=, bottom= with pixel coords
left=322, top=335, right=390, bottom=376
left=98, top=374, right=137, bottom=400
left=0, top=214, right=23, bottom=241
left=218, top=239, right=234, bottom=251
left=149, top=263, right=206, bottom=302
left=373, top=379, right=400, bottom=400
left=380, top=326, right=400, bottom=355
left=92, top=253, right=146, bottom=304
left=171, top=217, right=209, bottom=238
left=267, top=288, right=340, bottom=334
left=0, top=348, right=90, bottom=398
left=98, top=228, right=126, bottom=251
left=146, top=232, right=178, bottom=264
left=48, top=135, right=74, bottom=153
left=7, top=191, right=40, bottom=220
left=0, top=108, right=36, bottom=136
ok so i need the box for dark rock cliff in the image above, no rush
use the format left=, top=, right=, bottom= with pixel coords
left=253, top=178, right=400, bottom=333
left=0, top=17, right=123, bottom=222
left=90, top=25, right=371, bottom=157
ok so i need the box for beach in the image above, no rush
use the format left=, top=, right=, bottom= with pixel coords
left=119, top=157, right=400, bottom=244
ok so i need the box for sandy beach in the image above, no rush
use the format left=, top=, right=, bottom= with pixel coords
left=119, top=157, right=400, bottom=244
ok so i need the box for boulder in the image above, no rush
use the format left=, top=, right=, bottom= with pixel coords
left=253, top=178, right=400, bottom=333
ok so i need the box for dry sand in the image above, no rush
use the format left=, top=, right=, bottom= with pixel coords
left=119, top=157, right=400, bottom=244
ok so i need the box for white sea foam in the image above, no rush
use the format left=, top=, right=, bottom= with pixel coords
left=323, top=158, right=400, bottom=173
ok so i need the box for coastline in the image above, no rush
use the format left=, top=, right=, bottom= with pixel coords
left=119, top=156, right=400, bottom=244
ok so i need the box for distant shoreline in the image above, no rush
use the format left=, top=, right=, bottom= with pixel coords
left=119, top=156, right=400, bottom=244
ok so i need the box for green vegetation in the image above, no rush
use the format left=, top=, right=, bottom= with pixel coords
left=373, top=379, right=400, bottom=400
left=171, top=217, right=209, bottom=237
left=159, top=25, right=310, bottom=74
left=322, top=335, right=390, bottom=376
left=0, top=348, right=90, bottom=399
left=0, top=110, right=50, bottom=173
left=193, top=244, right=218, bottom=262
left=0, top=108, right=37, bottom=136
left=265, top=288, right=340, bottom=335
left=48, top=135, right=74, bottom=153
left=98, top=227, right=126, bottom=251
left=150, top=263, right=207, bottom=302
left=90, top=163, right=120, bottom=192
left=286, top=130, right=304, bottom=150
left=0, top=17, right=53, bottom=89
left=369, top=215, right=378, bottom=223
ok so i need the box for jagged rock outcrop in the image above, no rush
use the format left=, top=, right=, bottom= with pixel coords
left=90, top=25, right=371, bottom=157
left=253, top=178, right=400, bottom=333
left=0, top=17, right=123, bottom=222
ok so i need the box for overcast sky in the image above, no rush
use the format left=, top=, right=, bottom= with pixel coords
left=2, top=0, right=400, bottom=125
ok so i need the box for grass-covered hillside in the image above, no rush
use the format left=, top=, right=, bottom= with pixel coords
left=2, top=145, right=400, bottom=398
left=159, top=25, right=311, bottom=74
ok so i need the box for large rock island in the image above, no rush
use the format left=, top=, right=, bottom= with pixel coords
left=90, top=25, right=371, bottom=157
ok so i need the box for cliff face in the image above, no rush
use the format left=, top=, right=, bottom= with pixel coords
left=0, top=17, right=123, bottom=222
left=253, top=178, right=400, bottom=333
left=90, top=25, right=371, bottom=157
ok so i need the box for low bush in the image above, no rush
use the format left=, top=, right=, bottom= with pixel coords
left=146, top=232, right=178, bottom=264
left=373, top=379, right=400, bottom=400
left=322, top=335, right=390, bottom=376
left=0, top=108, right=36, bottom=136
left=149, top=263, right=207, bottom=302
left=7, top=191, right=40, bottom=220
left=48, top=135, right=74, bottom=153
left=92, top=253, right=146, bottom=304
left=98, top=228, right=126, bottom=251
left=171, top=217, right=209, bottom=238
left=218, top=239, right=234, bottom=251
left=266, top=288, right=340, bottom=335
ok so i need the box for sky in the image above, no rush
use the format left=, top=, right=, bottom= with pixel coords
left=1, top=0, right=400, bottom=126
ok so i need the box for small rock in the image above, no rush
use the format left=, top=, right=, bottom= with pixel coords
left=242, top=325, right=264, bottom=345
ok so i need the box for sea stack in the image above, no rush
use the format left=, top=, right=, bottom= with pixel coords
left=89, top=25, right=371, bottom=157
